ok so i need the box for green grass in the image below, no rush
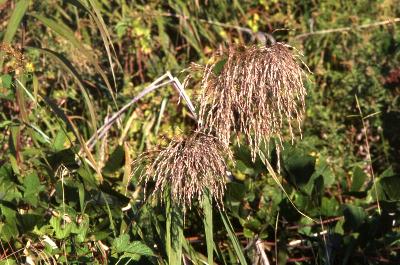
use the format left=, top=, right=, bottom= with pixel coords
left=1, top=0, right=400, bottom=264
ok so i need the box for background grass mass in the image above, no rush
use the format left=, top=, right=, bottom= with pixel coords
left=0, top=0, right=400, bottom=264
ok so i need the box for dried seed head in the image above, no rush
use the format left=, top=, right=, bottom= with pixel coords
left=133, top=132, right=232, bottom=210
left=195, top=43, right=307, bottom=163
left=0, top=42, right=25, bottom=72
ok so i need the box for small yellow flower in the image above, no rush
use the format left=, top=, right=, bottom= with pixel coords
left=309, top=151, right=320, bottom=165
left=25, top=62, right=34, bottom=72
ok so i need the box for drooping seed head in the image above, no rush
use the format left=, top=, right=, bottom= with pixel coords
left=132, top=132, right=232, bottom=210
left=194, top=43, right=307, bottom=164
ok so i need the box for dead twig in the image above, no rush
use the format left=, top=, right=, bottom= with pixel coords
left=295, top=18, right=400, bottom=39
left=83, top=71, right=197, bottom=152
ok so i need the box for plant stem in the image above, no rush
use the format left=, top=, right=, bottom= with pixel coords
left=202, top=190, right=214, bottom=265
left=166, top=196, right=183, bottom=265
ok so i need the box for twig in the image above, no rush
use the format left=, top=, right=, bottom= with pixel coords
left=355, top=95, right=381, bottom=214
left=85, top=72, right=171, bottom=150
left=83, top=71, right=198, bottom=151
left=295, top=17, right=400, bottom=39
left=256, top=239, right=271, bottom=265
left=288, top=230, right=328, bottom=247
left=274, top=212, right=279, bottom=265
left=166, top=71, right=197, bottom=119
left=319, top=216, right=331, bottom=265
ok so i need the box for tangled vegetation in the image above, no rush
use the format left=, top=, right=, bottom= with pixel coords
left=1, top=0, right=400, bottom=264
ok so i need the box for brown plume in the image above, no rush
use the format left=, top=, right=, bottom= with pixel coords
left=132, top=132, right=232, bottom=209
left=192, top=43, right=307, bottom=164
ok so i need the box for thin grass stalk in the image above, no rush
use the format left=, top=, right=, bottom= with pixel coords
left=355, top=95, right=381, bottom=214
left=166, top=195, right=183, bottom=265
left=220, top=211, right=248, bottom=265
left=202, top=189, right=214, bottom=265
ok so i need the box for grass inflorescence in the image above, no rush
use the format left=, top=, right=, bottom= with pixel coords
left=132, top=131, right=232, bottom=210
left=0, top=42, right=25, bottom=72
left=195, top=43, right=307, bottom=164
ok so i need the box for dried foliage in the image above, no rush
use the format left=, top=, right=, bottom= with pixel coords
left=0, top=42, right=25, bottom=72
left=193, top=43, right=307, bottom=162
left=132, top=132, right=232, bottom=209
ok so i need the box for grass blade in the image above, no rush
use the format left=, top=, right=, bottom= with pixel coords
left=220, top=211, right=247, bottom=265
left=87, top=0, right=119, bottom=88
left=202, top=190, right=214, bottom=265
left=67, top=0, right=119, bottom=101
left=31, top=13, right=116, bottom=103
left=166, top=197, right=183, bottom=265
left=28, top=47, right=98, bottom=137
left=2, top=0, right=29, bottom=43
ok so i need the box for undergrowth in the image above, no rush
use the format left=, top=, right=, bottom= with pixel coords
left=1, top=1, right=400, bottom=264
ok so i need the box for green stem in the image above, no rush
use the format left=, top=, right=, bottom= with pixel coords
left=203, top=190, right=214, bottom=265
left=166, top=196, right=183, bottom=265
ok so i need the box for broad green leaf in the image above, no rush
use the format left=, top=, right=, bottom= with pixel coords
left=0, top=259, right=17, bottom=265
left=23, top=173, right=44, bottom=206
left=111, top=230, right=130, bottom=253
left=0, top=222, right=19, bottom=241
left=8, top=154, right=20, bottom=175
left=53, top=130, right=68, bottom=151
left=314, top=156, right=335, bottom=187
left=20, top=213, right=42, bottom=233
left=0, top=205, right=19, bottom=240
left=0, top=165, right=22, bottom=201
left=50, top=216, right=75, bottom=239
left=320, top=197, right=340, bottom=216
left=103, top=145, right=125, bottom=175
left=72, top=214, right=89, bottom=242
left=343, top=205, right=366, bottom=232
left=351, top=167, right=367, bottom=191
left=112, top=234, right=153, bottom=257
left=283, top=149, right=316, bottom=189
left=77, top=166, right=97, bottom=188
left=47, top=148, right=78, bottom=171
left=379, top=175, right=400, bottom=201
left=0, top=74, right=12, bottom=89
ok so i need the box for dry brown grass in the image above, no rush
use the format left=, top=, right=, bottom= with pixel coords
left=132, top=131, right=232, bottom=209
left=191, top=43, right=307, bottom=164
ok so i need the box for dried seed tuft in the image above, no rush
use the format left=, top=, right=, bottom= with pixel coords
left=194, top=43, right=307, bottom=164
left=132, top=132, right=232, bottom=209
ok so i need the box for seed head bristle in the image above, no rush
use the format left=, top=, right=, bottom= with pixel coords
left=0, top=42, right=25, bottom=72
left=196, top=43, right=307, bottom=163
left=132, top=132, right=232, bottom=210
